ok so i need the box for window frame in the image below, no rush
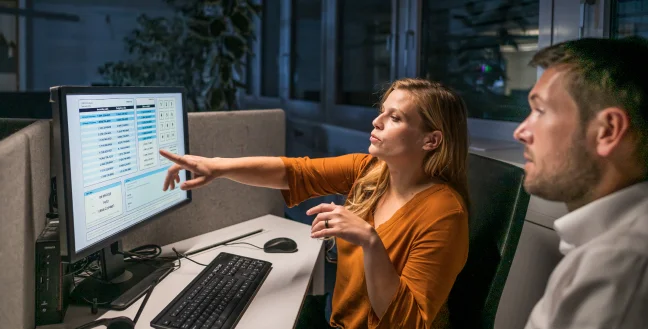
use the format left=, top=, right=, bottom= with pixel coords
left=241, top=0, right=326, bottom=122
left=242, top=0, right=591, bottom=143
left=327, top=0, right=402, bottom=130
left=242, top=0, right=404, bottom=131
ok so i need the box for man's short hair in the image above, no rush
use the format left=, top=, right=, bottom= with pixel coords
left=529, top=37, right=648, bottom=170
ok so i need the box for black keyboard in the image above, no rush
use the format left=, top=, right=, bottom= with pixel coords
left=151, top=252, right=272, bottom=329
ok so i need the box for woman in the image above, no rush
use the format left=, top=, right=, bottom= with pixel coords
left=160, top=78, right=470, bottom=329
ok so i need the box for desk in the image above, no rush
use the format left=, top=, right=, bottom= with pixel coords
left=50, top=214, right=325, bottom=329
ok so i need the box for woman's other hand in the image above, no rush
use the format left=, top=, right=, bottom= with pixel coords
left=308, top=202, right=378, bottom=248
left=159, top=149, right=224, bottom=191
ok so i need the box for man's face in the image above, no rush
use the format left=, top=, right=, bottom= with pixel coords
left=513, top=67, right=601, bottom=203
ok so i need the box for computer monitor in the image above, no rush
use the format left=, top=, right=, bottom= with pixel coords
left=51, top=86, right=192, bottom=309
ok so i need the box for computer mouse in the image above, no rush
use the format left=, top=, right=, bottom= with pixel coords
left=263, top=237, right=298, bottom=253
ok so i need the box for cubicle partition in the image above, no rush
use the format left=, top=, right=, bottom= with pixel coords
left=0, top=131, right=35, bottom=329
left=121, top=109, right=287, bottom=251
left=0, top=109, right=288, bottom=329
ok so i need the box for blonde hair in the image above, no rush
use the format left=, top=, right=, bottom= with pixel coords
left=345, top=78, right=470, bottom=218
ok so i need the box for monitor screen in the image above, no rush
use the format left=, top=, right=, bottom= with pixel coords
left=62, top=91, right=189, bottom=254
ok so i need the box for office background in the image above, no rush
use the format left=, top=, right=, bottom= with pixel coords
left=1, top=0, right=646, bottom=328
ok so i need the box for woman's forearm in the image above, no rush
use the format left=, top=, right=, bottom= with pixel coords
left=362, top=232, right=401, bottom=319
left=219, top=157, right=289, bottom=190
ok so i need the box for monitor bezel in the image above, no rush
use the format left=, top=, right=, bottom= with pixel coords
left=54, top=86, right=192, bottom=263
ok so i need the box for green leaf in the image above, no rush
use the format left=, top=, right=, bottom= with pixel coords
left=188, top=19, right=210, bottom=37
left=230, top=11, right=252, bottom=35
left=209, top=89, right=225, bottom=110
left=223, top=34, right=247, bottom=59
left=209, top=18, right=227, bottom=36
left=219, top=63, right=232, bottom=84
left=249, top=3, right=262, bottom=15
left=221, top=0, right=235, bottom=14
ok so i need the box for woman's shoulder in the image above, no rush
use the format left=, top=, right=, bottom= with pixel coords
left=433, top=184, right=467, bottom=213
left=410, top=184, right=468, bottom=225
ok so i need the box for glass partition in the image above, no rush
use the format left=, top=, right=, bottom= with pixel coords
left=0, top=0, right=18, bottom=91
left=290, top=0, right=322, bottom=101
left=612, top=0, right=648, bottom=38
left=420, top=0, right=540, bottom=122
left=336, top=0, right=392, bottom=107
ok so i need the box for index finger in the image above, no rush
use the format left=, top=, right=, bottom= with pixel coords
left=160, top=149, right=189, bottom=166
left=306, top=202, right=337, bottom=216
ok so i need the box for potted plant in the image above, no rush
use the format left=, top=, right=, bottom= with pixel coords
left=98, top=0, right=261, bottom=112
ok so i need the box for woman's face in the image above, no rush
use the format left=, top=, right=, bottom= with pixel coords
left=369, top=89, right=439, bottom=163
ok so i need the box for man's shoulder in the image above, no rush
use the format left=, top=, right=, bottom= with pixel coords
left=591, top=198, right=648, bottom=253
left=558, top=238, right=648, bottom=282
left=533, top=238, right=648, bottom=329
left=568, top=195, right=648, bottom=257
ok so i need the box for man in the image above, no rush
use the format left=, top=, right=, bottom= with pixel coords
left=514, top=36, right=648, bottom=329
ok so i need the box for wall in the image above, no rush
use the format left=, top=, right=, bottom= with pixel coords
left=31, top=0, right=173, bottom=90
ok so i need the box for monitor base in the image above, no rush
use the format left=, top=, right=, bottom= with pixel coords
left=69, top=259, right=174, bottom=310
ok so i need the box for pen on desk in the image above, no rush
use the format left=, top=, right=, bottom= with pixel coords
left=185, top=228, right=264, bottom=256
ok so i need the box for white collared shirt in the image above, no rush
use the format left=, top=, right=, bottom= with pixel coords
left=524, top=180, right=648, bottom=329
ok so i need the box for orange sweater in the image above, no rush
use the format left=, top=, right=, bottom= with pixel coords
left=280, top=153, right=469, bottom=329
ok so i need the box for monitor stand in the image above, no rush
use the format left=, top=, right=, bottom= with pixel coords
left=69, top=240, right=174, bottom=310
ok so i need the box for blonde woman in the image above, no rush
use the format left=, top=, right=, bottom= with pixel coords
left=160, top=78, right=470, bottom=329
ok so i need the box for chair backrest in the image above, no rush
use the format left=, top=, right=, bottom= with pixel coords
left=448, top=153, right=530, bottom=329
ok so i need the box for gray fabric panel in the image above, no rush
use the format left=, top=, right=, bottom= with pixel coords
left=0, top=133, right=34, bottom=329
left=121, top=109, right=287, bottom=250
left=21, top=120, right=52, bottom=240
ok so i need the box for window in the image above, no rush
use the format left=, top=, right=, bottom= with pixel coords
left=261, top=0, right=280, bottom=97
left=612, top=0, right=648, bottom=38
left=420, top=0, right=539, bottom=122
left=0, top=0, right=18, bottom=91
left=291, top=0, right=322, bottom=101
left=336, top=0, right=392, bottom=107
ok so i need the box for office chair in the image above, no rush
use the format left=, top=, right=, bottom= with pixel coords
left=447, top=153, right=530, bottom=329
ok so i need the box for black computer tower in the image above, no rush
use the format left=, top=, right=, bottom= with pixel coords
left=35, top=220, right=72, bottom=326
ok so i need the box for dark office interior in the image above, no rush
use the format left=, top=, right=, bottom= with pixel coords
left=1, top=0, right=645, bottom=328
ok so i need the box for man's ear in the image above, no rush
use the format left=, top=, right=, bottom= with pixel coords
left=423, top=131, right=443, bottom=151
left=593, top=107, right=630, bottom=158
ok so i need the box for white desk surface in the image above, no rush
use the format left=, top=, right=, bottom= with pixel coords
left=53, top=214, right=324, bottom=329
